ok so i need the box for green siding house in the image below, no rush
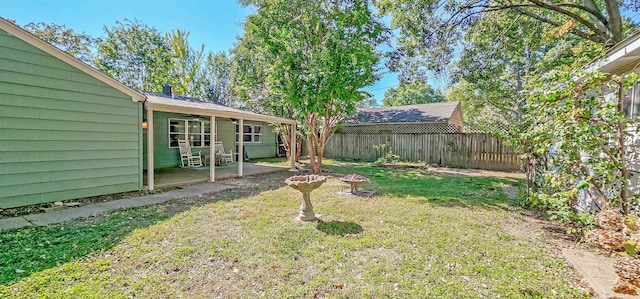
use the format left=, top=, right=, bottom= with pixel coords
left=0, top=18, right=146, bottom=208
left=0, top=18, right=296, bottom=208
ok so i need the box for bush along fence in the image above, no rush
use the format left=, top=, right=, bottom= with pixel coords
left=323, top=133, right=522, bottom=172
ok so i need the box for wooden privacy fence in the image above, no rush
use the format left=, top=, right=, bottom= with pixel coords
left=324, top=133, right=522, bottom=172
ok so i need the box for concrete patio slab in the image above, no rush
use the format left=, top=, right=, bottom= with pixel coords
left=562, top=248, right=637, bottom=299
left=148, top=162, right=289, bottom=188
left=0, top=217, right=33, bottom=230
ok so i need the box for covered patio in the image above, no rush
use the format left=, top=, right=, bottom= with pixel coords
left=144, top=162, right=290, bottom=188
left=144, top=91, right=296, bottom=191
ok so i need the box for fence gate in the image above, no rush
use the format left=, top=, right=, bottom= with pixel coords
left=324, top=133, right=522, bottom=172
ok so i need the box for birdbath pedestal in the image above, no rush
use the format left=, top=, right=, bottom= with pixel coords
left=340, top=174, right=369, bottom=194
left=285, top=175, right=327, bottom=221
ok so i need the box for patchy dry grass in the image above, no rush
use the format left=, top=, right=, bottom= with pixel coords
left=1, top=163, right=587, bottom=298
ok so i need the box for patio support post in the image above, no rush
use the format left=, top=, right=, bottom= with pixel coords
left=290, top=123, right=296, bottom=169
left=238, top=118, right=244, bottom=177
left=210, top=115, right=215, bottom=182
left=147, top=108, right=154, bottom=191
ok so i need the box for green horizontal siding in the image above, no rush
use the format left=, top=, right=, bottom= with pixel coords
left=0, top=158, right=139, bottom=175
left=1, top=167, right=139, bottom=190
left=0, top=182, right=139, bottom=208
left=0, top=28, right=142, bottom=208
left=242, top=121, right=278, bottom=159
left=143, top=114, right=278, bottom=168
left=1, top=150, right=139, bottom=164
left=0, top=129, right=137, bottom=142
left=0, top=103, right=138, bottom=124
left=0, top=83, right=136, bottom=108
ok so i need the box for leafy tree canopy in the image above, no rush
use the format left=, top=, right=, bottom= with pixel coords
left=21, top=22, right=96, bottom=65
left=379, top=0, right=639, bottom=76
left=382, top=81, right=444, bottom=106
left=234, top=0, right=387, bottom=172
left=95, top=19, right=172, bottom=93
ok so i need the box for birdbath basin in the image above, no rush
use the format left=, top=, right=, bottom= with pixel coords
left=340, top=174, right=369, bottom=194
left=285, top=175, right=327, bottom=221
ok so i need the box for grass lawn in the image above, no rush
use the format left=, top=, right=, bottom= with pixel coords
left=0, top=161, right=587, bottom=298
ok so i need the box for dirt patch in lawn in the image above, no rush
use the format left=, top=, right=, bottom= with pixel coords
left=501, top=210, right=596, bottom=296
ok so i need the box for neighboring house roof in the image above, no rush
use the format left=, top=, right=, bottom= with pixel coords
left=344, top=102, right=460, bottom=125
left=0, top=17, right=145, bottom=102
left=143, top=92, right=296, bottom=125
left=585, top=30, right=640, bottom=75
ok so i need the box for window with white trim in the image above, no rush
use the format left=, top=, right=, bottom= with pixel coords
left=169, top=118, right=212, bottom=148
left=623, top=83, right=640, bottom=118
left=235, top=124, right=262, bottom=143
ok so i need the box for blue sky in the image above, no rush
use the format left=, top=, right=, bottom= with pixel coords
left=4, top=1, right=639, bottom=103
left=1, top=0, right=398, bottom=102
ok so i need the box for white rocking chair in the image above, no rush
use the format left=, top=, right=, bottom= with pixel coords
left=214, top=141, right=234, bottom=166
left=178, top=140, right=203, bottom=167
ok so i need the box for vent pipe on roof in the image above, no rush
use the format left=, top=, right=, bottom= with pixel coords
left=162, top=83, right=172, bottom=96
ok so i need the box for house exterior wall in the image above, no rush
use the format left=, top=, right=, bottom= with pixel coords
left=241, top=120, right=278, bottom=159
left=0, top=28, right=141, bottom=208
left=576, top=83, right=640, bottom=214
left=448, top=103, right=465, bottom=129
left=143, top=113, right=278, bottom=169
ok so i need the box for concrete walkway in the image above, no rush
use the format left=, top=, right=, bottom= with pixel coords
left=563, top=248, right=637, bottom=299
left=0, top=182, right=235, bottom=231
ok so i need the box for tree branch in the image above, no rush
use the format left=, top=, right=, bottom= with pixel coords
left=526, top=0, right=608, bottom=39
left=512, top=7, right=602, bottom=43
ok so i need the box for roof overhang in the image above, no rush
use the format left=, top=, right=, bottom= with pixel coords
left=145, top=95, right=296, bottom=125
left=0, top=17, right=145, bottom=102
left=583, top=31, right=640, bottom=76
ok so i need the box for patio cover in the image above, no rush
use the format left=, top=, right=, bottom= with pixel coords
left=144, top=93, right=296, bottom=190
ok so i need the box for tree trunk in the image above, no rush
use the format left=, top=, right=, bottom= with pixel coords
left=616, top=79, right=629, bottom=214
left=604, top=0, right=623, bottom=44
left=307, top=135, right=321, bottom=173
left=296, top=137, right=302, bottom=160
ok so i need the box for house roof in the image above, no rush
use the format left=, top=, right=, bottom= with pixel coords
left=344, top=102, right=460, bottom=125
left=584, top=30, right=640, bottom=75
left=0, top=17, right=146, bottom=102
left=143, top=92, right=296, bottom=125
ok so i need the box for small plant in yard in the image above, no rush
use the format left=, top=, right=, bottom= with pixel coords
left=372, top=143, right=401, bottom=165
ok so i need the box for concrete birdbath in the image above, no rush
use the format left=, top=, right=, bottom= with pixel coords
left=340, top=174, right=369, bottom=194
left=285, top=175, right=327, bottom=221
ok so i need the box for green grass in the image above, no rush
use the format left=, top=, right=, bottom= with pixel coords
left=0, top=163, right=586, bottom=298
left=0, top=208, right=169, bottom=285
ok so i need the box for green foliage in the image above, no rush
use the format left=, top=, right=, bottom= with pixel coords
left=625, top=215, right=639, bottom=230
left=445, top=80, right=501, bottom=130
left=202, top=51, right=233, bottom=104
left=94, top=19, right=232, bottom=100
left=382, top=81, right=444, bottom=106
left=95, top=19, right=172, bottom=92
left=516, top=70, right=640, bottom=220
left=624, top=240, right=638, bottom=257
left=233, top=0, right=387, bottom=172
left=372, top=143, right=400, bottom=165
left=379, top=0, right=635, bottom=77
left=22, top=22, right=96, bottom=64
left=166, top=29, right=206, bottom=98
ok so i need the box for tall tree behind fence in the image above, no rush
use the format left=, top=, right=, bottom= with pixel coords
left=324, top=133, right=522, bottom=172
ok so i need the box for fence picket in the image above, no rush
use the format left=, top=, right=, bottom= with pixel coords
left=323, top=133, right=521, bottom=172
